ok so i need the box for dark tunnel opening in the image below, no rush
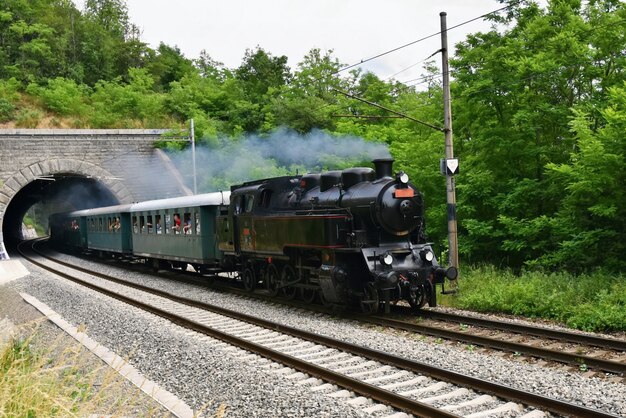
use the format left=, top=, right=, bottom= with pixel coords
left=3, top=174, right=118, bottom=252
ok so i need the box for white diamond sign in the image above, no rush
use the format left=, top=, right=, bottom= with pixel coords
left=446, top=158, right=459, bottom=175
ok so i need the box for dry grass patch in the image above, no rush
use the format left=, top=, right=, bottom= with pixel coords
left=0, top=320, right=172, bottom=417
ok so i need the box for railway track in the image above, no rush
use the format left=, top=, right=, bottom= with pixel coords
left=36, top=239, right=626, bottom=377
left=357, top=314, right=626, bottom=376
left=37, top=240, right=626, bottom=377
left=19, top=239, right=621, bottom=417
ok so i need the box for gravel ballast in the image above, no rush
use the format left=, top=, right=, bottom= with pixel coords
left=10, top=259, right=370, bottom=417
left=11, top=252, right=626, bottom=416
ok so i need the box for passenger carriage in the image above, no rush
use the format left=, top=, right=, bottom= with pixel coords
left=129, top=192, right=230, bottom=272
left=70, top=205, right=133, bottom=255
left=49, top=212, right=88, bottom=250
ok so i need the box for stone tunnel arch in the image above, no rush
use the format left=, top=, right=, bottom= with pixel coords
left=1, top=158, right=134, bottom=251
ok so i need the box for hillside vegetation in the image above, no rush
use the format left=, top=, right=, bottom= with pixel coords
left=1, top=0, right=624, bottom=330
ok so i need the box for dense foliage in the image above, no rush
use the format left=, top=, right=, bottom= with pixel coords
left=449, top=266, right=625, bottom=332
left=1, top=0, right=625, bottom=275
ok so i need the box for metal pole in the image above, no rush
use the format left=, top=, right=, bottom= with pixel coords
left=440, top=12, right=459, bottom=272
left=191, top=118, right=197, bottom=195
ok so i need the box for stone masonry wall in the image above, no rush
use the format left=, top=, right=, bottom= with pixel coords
left=0, top=129, right=192, bottom=255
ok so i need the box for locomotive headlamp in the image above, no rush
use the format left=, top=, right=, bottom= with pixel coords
left=421, top=250, right=434, bottom=262
left=381, top=253, right=394, bottom=265
left=397, top=171, right=410, bottom=184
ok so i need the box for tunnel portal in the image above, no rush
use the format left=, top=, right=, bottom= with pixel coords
left=2, top=174, right=119, bottom=250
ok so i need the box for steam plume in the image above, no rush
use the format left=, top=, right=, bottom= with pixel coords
left=167, top=128, right=391, bottom=192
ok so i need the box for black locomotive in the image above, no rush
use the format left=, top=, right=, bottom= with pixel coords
left=216, top=158, right=457, bottom=313
left=50, top=159, right=457, bottom=313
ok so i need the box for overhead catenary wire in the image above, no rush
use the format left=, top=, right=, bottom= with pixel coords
left=317, top=5, right=626, bottom=121
left=334, top=0, right=524, bottom=75
left=331, top=87, right=444, bottom=132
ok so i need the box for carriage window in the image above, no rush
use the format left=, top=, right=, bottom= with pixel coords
left=172, top=213, right=181, bottom=234
left=132, top=216, right=138, bottom=233
left=194, top=212, right=200, bottom=234
left=155, top=214, right=162, bottom=234
left=147, top=215, right=153, bottom=234
left=99, top=218, right=103, bottom=231
left=245, top=195, right=255, bottom=213
left=108, top=217, right=113, bottom=232
left=165, top=214, right=171, bottom=234
left=140, top=216, right=145, bottom=233
left=183, top=213, right=192, bottom=234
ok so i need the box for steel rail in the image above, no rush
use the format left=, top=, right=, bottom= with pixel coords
left=417, top=309, right=626, bottom=352
left=355, top=316, right=626, bottom=375
left=24, top=240, right=620, bottom=418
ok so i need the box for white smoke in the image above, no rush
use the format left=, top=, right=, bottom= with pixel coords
left=167, top=128, right=391, bottom=192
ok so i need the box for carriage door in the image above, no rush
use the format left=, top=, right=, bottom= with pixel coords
left=232, top=195, right=243, bottom=254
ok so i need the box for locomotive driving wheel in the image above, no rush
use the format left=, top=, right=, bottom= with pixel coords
left=281, top=265, right=297, bottom=299
left=266, top=264, right=280, bottom=297
left=243, top=267, right=256, bottom=292
left=300, top=287, right=317, bottom=304
left=359, top=283, right=379, bottom=315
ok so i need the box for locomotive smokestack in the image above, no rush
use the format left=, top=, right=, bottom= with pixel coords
left=373, top=158, right=394, bottom=179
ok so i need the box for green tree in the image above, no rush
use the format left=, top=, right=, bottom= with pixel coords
left=451, top=0, right=626, bottom=269
left=233, top=47, right=291, bottom=132
left=146, top=43, right=197, bottom=91
left=268, top=49, right=344, bottom=132
left=540, top=83, right=626, bottom=271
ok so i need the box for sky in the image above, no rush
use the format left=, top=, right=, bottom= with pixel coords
left=73, top=1, right=531, bottom=84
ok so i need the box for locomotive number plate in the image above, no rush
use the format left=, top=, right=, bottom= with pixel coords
left=394, top=189, right=414, bottom=198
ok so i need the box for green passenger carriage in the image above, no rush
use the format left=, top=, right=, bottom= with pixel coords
left=129, top=192, right=230, bottom=272
left=69, top=205, right=133, bottom=254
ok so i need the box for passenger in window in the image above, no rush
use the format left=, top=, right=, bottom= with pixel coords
left=173, top=214, right=181, bottom=233
left=183, top=214, right=191, bottom=234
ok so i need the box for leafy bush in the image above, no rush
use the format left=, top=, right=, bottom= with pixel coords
left=89, top=68, right=166, bottom=127
left=0, top=98, right=15, bottom=122
left=0, top=77, right=20, bottom=101
left=448, top=266, right=625, bottom=332
left=26, top=77, right=89, bottom=116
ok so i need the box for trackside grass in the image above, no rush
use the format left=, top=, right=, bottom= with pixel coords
left=443, top=266, right=626, bottom=333
left=0, top=321, right=170, bottom=417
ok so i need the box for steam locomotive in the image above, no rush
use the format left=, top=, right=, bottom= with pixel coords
left=50, top=159, right=457, bottom=313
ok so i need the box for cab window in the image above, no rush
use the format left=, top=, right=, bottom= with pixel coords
left=245, top=195, right=254, bottom=213
left=259, top=189, right=272, bottom=208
